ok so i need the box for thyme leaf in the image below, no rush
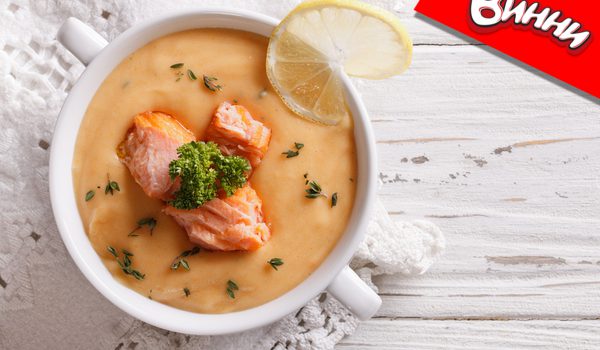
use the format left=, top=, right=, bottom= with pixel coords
left=226, top=279, right=239, bottom=299
left=85, top=190, right=95, bottom=201
left=203, top=75, right=222, bottom=92
left=107, top=246, right=145, bottom=280
left=107, top=246, right=118, bottom=258
left=282, top=142, right=304, bottom=159
left=170, top=63, right=184, bottom=69
left=282, top=150, right=299, bottom=158
left=267, top=258, right=284, bottom=271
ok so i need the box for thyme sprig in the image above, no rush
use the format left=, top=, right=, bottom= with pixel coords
left=282, top=142, right=304, bottom=158
left=128, top=217, right=157, bottom=236
left=282, top=150, right=299, bottom=158
left=171, top=246, right=201, bottom=271
left=305, top=180, right=327, bottom=199
left=104, top=174, right=120, bottom=195
left=107, top=246, right=145, bottom=280
left=203, top=75, right=222, bottom=92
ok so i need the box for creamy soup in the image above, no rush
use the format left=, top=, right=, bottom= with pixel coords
left=73, top=29, right=357, bottom=313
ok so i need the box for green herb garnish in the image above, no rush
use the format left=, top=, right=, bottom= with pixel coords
left=187, top=69, right=197, bottom=81
left=85, top=190, right=95, bottom=201
left=203, top=75, right=222, bottom=92
left=305, top=180, right=326, bottom=199
left=268, top=258, right=284, bottom=271
left=183, top=287, right=190, bottom=297
left=170, top=63, right=184, bottom=81
left=128, top=217, right=157, bottom=236
left=107, top=246, right=145, bottom=280
left=331, top=192, right=338, bottom=207
left=169, top=141, right=250, bottom=209
left=282, top=142, right=304, bottom=158
left=107, top=246, right=118, bottom=257
left=171, top=246, right=201, bottom=271
left=226, top=279, right=239, bottom=299
left=104, top=174, right=120, bottom=195
left=282, top=150, right=299, bottom=158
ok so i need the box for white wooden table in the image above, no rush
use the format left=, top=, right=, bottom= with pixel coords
left=338, top=1, right=600, bottom=348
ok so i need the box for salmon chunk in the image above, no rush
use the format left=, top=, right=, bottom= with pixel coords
left=119, top=111, right=195, bottom=201
left=204, top=101, right=271, bottom=168
left=164, top=184, right=270, bottom=251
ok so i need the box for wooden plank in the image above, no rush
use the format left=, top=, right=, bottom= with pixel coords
left=337, top=0, right=600, bottom=346
left=349, top=42, right=600, bottom=320
left=355, top=46, right=597, bottom=123
left=337, top=319, right=600, bottom=349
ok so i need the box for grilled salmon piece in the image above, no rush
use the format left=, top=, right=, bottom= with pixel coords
left=204, top=101, right=271, bottom=168
left=119, top=111, right=195, bottom=201
left=164, top=184, right=271, bottom=251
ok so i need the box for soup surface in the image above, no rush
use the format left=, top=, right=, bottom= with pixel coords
left=73, top=29, right=357, bottom=313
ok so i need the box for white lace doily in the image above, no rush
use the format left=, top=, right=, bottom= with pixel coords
left=0, top=1, right=444, bottom=349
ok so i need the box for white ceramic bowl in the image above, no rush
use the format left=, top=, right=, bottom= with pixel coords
left=51, top=8, right=379, bottom=335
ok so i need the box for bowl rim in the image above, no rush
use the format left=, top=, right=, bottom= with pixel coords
left=49, top=7, right=377, bottom=335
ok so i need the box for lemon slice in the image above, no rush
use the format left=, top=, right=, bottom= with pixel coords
left=266, top=0, right=412, bottom=125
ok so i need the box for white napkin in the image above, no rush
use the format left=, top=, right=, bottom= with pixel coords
left=0, top=1, right=444, bottom=349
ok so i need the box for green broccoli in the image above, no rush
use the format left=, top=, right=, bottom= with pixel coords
left=168, top=141, right=250, bottom=209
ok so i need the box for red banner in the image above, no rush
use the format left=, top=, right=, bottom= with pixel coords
left=415, top=0, right=599, bottom=98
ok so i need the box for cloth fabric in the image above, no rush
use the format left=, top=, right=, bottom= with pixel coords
left=0, top=0, right=445, bottom=349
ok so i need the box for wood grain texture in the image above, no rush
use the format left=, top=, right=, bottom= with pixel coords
left=338, top=320, right=600, bottom=349
left=338, top=0, right=600, bottom=348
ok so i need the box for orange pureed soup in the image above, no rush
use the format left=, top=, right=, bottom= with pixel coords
left=73, top=29, right=357, bottom=313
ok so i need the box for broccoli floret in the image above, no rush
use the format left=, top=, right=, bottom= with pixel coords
left=168, top=141, right=250, bottom=209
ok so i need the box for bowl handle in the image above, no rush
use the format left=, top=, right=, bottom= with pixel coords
left=326, top=265, right=382, bottom=320
left=57, top=17, right=108, bottom=65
